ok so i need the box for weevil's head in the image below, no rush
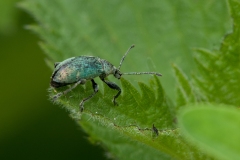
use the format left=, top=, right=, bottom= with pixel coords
left=113, top=68, right=122, bottom=79
left=101, top=60, right=122, bottom=79
left=111, top=44, right=163, bottom=79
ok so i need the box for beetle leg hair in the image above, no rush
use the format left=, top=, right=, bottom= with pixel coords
left=101, top=78, right=121, bottom=106
left=79, top=79, right=98, bottom=112
left=53, top=79, right=86, bottom=101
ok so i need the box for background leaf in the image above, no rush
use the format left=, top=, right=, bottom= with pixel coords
left=176, top=1, right=240, bottom=160
left=173, top=64, right=198, bottom=109
left=178, top=104, right=240, bottom=160
left=192, top=0, right=240, bottom=106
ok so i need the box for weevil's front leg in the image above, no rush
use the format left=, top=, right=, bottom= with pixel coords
left=53, top=79, right=86, bottom=101
left=79, top=79, right=98, bottom=112
left=101, top=78, right=121, bottom=106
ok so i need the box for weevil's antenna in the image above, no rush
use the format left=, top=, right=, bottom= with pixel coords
left=122, top=72, right=162, bottom=76
left=118, top=44, right=135, bottom=70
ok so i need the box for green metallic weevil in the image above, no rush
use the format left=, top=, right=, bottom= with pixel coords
left=50, top=45, right=162, bottom=112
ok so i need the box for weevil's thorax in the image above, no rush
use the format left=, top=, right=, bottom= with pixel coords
left=101, top=59, right=122, bottom=79
left=101, top=59, right=115, bottom=75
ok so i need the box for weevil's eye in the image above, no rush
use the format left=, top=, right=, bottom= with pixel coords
left=114, top=70, right=122, bottom=79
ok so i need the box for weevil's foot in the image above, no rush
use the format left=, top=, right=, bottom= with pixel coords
left=80, top=106, right=84, bottom=112
left=52, top=95, right=59, bottom=101
left=52, top=92, right=63, bottom=101
left=112, top=98, right=119, bottom=106
left=80, top=101, right=84, bottom=112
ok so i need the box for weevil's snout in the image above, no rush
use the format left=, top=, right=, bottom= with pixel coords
left=114, top=69, right=122, bottom=79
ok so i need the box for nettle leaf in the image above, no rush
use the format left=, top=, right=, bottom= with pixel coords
left=55, top=76, right=174, bottom=129
left=193, top=0, right=240, bottom=106
left=19, top=0, right=231, bottom=159
left=49, top=77, right=211, bottom=160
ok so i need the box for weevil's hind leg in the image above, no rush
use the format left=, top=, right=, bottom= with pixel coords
left=79, top=79, right=98, bottom=112
left=53, top=79, right=86, bottom=101
left=101, top=78, right=121, bottom=106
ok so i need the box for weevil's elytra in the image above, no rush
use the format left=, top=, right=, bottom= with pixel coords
left=50, top=44, right=162, bottom=112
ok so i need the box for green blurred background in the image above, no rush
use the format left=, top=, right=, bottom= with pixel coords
left=0, top=0, right=106, bottom=159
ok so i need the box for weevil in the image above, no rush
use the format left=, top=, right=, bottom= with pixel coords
left=50, top=44, right=162, bottom=112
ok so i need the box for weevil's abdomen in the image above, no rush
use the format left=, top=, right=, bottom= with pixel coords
left=51, top=56, right=104, bottom=88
